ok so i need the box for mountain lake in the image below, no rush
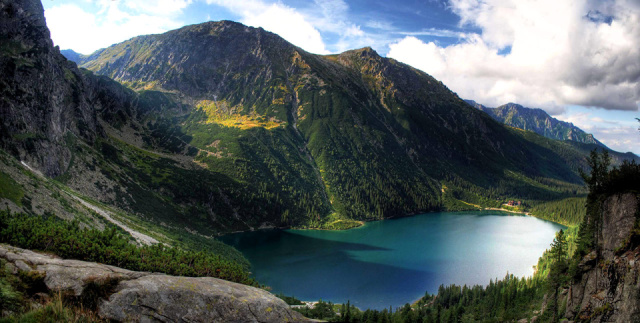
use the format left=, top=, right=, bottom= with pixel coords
left=220, top=211, right=565, bottom=310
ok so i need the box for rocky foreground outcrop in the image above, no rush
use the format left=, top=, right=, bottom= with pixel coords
left=564, top=192, right=640, bottom=322
left=0, top=244, right=309, bottom=322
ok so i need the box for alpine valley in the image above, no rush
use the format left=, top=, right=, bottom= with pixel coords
left=1, top=0, right=640, bottom=322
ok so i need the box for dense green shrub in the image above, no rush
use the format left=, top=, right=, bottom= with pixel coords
left=275, top=293, right=304, bottom=305
left=0, top=210, right=256, bottom=286
left=293, top=300, right=339, bottom=321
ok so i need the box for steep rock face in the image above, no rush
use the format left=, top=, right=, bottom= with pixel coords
left=0, top=0, right=100, bottom=177
left=564, top=193, right=640, bottom=322
left=600, top=194, right=638, bottom=260
left=0, top=244, right=307, bottom=322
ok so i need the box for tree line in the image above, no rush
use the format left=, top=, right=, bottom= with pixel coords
left=0, top=210, right=257, bottom=286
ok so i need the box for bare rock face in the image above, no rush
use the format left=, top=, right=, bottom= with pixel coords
left=0, top=0, right=139, bottom=178
left=564, top=193, right=640, bottom=322
left=600, top=193, right=638, bottom=260
left=100, top=275, right=304, bottom=322
left=0, top=0, right=99, bottom=177
left=0, top=244, right=309, bottom=322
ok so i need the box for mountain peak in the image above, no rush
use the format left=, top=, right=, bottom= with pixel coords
left=175, top=19, right=261, bottom=36
left=356, top=46, right=377, bottom=53
left=333, top=46, right=386, bottom=71
left=341, top=46, right=381, bottom=58
left=504, top=102, right=523, bottom=108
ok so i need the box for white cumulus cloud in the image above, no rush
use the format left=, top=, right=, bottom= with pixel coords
left=387, top=0, right=640, bottom=112
left=45, top=1, right=185, bottom=54
left=124, top=0, right=193, bottom=16
left=243, top=4, right=329, bottom=54
left=206, top=0, right=330, bottom=54
left=206, top=0, right=388, bottom=54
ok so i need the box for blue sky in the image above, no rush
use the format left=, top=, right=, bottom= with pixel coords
left=43, top=0, right=640, bottom=154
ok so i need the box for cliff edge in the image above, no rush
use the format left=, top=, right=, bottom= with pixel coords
left=564, top=192, right=640, bottom=322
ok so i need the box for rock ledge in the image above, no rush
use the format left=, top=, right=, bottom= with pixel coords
left=0, top=244, right=308, bottom=322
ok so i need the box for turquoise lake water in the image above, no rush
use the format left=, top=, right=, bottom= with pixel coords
left=221, top=211, right=564, bottom=310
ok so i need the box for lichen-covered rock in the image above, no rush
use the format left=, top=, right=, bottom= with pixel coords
left=99, top=275, right=305, bottom=322
left=0, top=244, right=309, bottom=322
left=0, top=244, right=146, bottom=296
left=564, top=193, right=640, bottom=322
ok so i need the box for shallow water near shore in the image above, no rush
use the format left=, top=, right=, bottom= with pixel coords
left=221, top=211, right=564, bottom=310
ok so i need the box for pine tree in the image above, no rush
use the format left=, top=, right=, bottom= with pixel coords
left=344, top=300, right=351, bottom=322
left=550, top=230, right=567, bottom=263
left=548, top=229, right=568, bottom=322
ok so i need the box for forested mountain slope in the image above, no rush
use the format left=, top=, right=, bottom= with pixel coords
left=1, top=0, right=636, bottom=237
left=77, top=20, right=635, bottom=219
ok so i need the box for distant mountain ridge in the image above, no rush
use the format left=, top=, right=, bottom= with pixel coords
left=466, top=100, right=605, bottom=147
left=60, top=49, right=83, bottom=64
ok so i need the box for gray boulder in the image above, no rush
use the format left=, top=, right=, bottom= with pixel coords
left=100, top=275, right=304, bottom=322
left=0, top=244, right=309, bottom=322
left=0, top=244, right=146, bottom=296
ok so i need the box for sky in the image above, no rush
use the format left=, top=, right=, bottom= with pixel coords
left=43, top=0, right=640, bottom=155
